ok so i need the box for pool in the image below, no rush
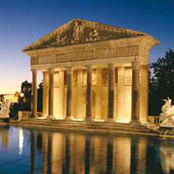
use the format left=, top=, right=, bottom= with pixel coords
left=0, top=126, right=173, bottom=174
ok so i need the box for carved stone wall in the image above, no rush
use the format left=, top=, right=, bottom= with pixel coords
left=31, top=45, right=139, bottom=65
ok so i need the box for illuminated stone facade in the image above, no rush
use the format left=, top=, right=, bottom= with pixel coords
left=23, top=19, right=159, bottom=123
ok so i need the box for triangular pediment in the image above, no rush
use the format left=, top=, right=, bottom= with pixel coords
left=23, top=19, right=147, bottom=52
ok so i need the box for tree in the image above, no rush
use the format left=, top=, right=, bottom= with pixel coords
left=20, top=80, right=32, bottom=111
left=19, top=80, right=43, bottom=112
left=149, top=49, right=174, bottom=115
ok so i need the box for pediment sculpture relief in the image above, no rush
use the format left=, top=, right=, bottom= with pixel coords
left=51, top=20, right=101, bottom=47
left=72, top=20, right=85, bottom=42
left=23, top=19, right=146, bottom=51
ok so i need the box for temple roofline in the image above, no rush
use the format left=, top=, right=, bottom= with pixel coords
left=23, top=19, right=152, bottom=52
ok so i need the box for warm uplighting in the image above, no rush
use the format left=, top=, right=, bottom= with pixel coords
left=20, top=93, right=24, bottom=98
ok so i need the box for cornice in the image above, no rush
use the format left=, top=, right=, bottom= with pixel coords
left=24, top=35, right=151, bottom=57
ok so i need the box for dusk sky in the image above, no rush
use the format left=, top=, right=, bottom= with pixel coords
left=0, top=0, right=173, bottom=94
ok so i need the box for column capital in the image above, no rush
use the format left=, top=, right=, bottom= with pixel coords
left=42, top=71, right=48, bottom=75
left=132, top=59, right=141, bottom=70
left=48, top=68, right=55, bottom=74
left=59, top=68, right=65, bottom=72
left=31, top=69, right=37, bottom=73
left=108, top=63, right=114, bottom=68
left=66, top=66, right=72, bottom=74
left=86, top=65, right=92, bottom=69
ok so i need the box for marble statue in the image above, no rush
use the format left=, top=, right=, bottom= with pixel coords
left=160, top=97, right=174, bottom=126
left=0, top=100, right=10, bottom=117
left=72, top=21, right=84, bottom=42
left=86, top=29, right=99, bottom=42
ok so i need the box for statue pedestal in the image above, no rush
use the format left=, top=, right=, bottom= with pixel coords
left=159, top=125, right=174, bottom=138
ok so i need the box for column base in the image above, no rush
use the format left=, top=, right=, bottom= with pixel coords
left=38, top=116, right=47, bottom=120
left=42, top=113, right=48, bottom=117
left=92, top=119, right=105, bottom=122
left=115, top=119, right=130, bottom=123
left=30, top=115, right=38, bottom=120
left=65, top=116, right=73, bottom=121
left=47, top=115, right=55, bottom=120
left=140, top=121, right=149, bottom=126
left=71, top=117, right=85, bottom=121
left=106, top=118, right=115, bottom=123
left=85, top=117, right=91, bottom=122
left=53, top=117, right=65, bottom=120
left=129, top=120, right=141, bottom=125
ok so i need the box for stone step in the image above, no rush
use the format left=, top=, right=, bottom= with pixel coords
left=17, top=121, right=141, bottom=128
left=23, top=122, right=149, bottom=131
left=10, top=120, right=155, bottom=134
left=17, top=119, right=145, bottom=126
left=20, top=119, right=145, bottom=127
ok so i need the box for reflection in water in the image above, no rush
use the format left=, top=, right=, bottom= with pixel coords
left=160, top=141, right=174, bottom=174
left=1, top=126, right=174, bottom=174
left=19, top=127, right=24, bottom=155
left=0, top=126, right=9, bottom=148
left=114, top=137, right=131, bottom=174
left=31, top=131, right=37, bottom=174
left=41, top=132, right=49, bottom=174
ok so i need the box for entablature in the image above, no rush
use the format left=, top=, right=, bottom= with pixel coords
left=27, top=35, right=158, bottom=67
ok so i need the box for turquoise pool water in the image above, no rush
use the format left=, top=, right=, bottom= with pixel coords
left=0, top=126, right=173, bottom=174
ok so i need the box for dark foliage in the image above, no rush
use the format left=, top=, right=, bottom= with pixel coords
left=149, top=49, right=174, bottom=115
left=9, top=103, right=20, bottom=118
left=20, top=80, right=32, bottom=111
left=19, top=80, right=43, bottom=112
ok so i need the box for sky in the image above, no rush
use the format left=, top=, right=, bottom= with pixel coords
left=0, top=0, right=173, bottom=94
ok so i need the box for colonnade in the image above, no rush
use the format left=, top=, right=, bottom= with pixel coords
left=31, top=60, right=148, bottom=123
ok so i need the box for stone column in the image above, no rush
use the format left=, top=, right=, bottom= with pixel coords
left=42, top=71, right=49, bottom=117
left=66, top=66, right=72, bottom=118
left=108, top=64, right=114, bottom=120
left=116, top=67, right=124, bottom=122
left=77, top=69, right=83, bottom=118
left=131, top=59, right=141, bottom=123
left=86, top=65, right=92, bottom=120
left=31, top=69, right=37, bottom=118
left=95, top=67, right=102, bottom=120
left=48, top=68, right=54, bottom=119
left=139, top=65, right=149, bottom=123
left=59, top=70, right=65, bottom=118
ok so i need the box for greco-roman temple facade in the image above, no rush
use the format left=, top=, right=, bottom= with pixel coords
left=23, top=19, right=159, bottom=124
